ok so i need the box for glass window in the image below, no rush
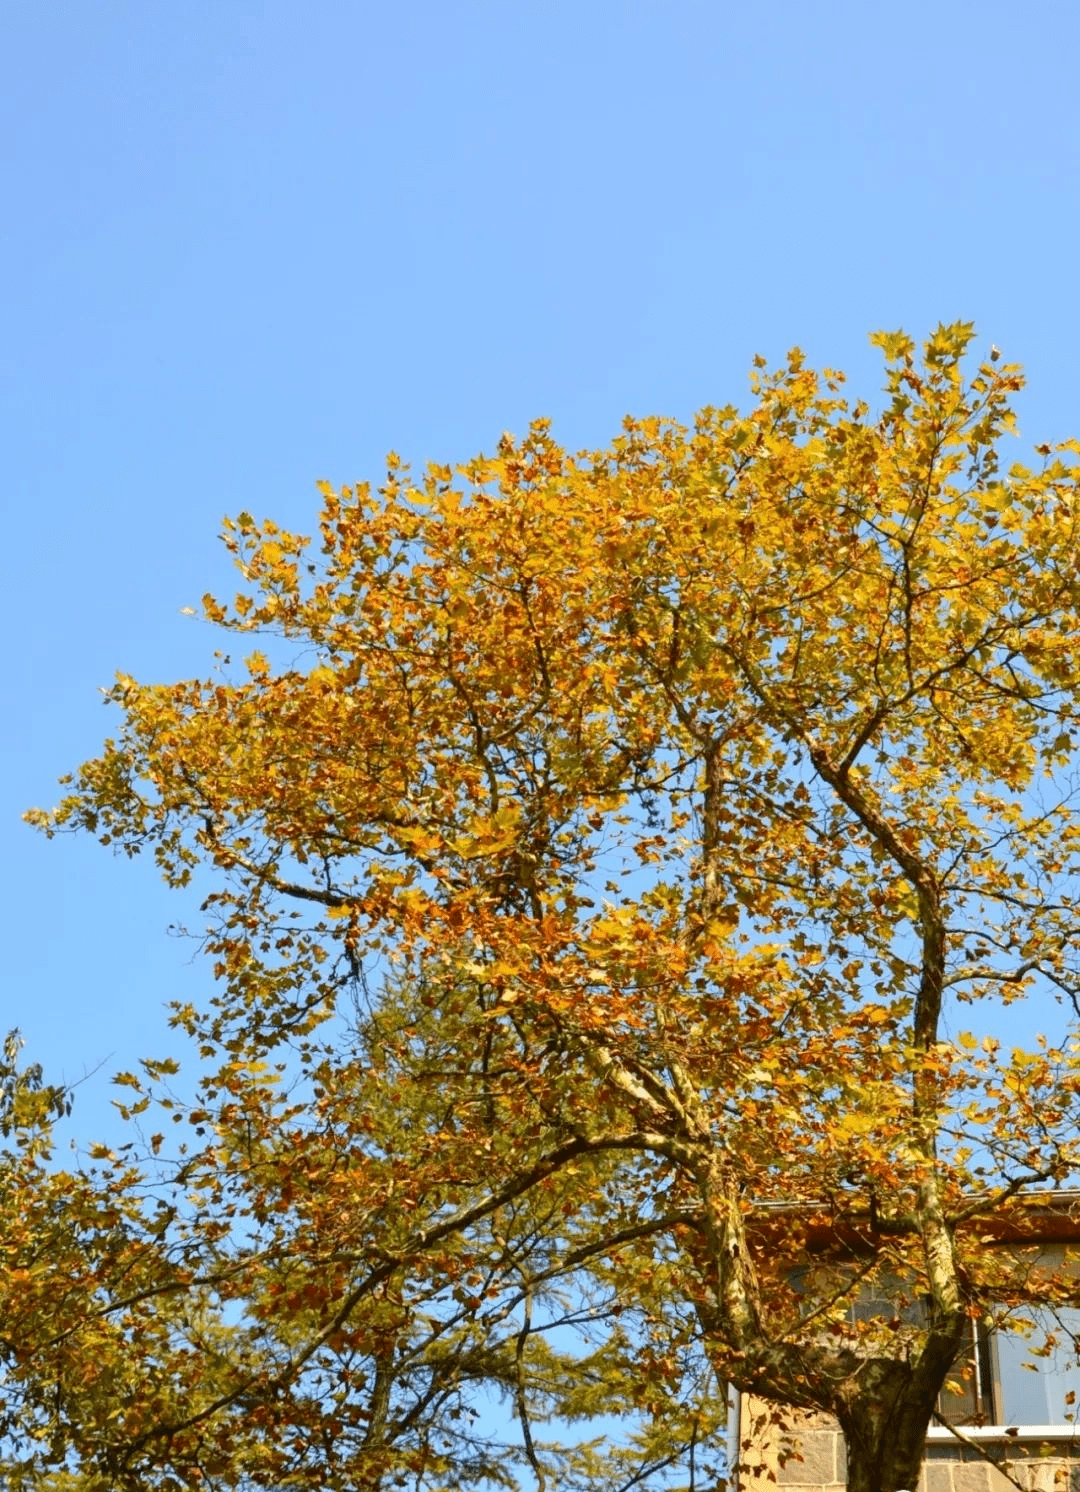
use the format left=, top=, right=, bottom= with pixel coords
left=993, top=1309, right=1080, bottom=1426
left=847, top=1245, right=1080, bottom=1430
left=937, top=1310, right=1080, bottom=1428
left=938, top=1316, right=994, bottom=1426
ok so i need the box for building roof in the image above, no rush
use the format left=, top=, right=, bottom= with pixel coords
left=746, top=1189, right=1080, bottom=1253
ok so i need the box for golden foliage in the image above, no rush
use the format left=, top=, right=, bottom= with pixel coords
left=11, top=324, right=1080, bottom=1490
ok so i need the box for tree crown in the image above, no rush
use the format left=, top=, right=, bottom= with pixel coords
left=16, top=322, right=1080, bottom=1490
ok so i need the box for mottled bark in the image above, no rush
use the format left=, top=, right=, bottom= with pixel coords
left=840, top=1399, right=928, bottom=1492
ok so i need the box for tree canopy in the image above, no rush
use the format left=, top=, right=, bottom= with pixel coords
left=11, top=323, right=1080, bottom=1492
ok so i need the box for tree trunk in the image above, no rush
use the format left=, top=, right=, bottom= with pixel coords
left=838, top=1392, right=936, bottom=1492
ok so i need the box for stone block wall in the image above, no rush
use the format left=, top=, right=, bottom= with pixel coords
left=922, top=1442, right=1080, bottom=1492
left=737, top=1398, right=846, bottom=1492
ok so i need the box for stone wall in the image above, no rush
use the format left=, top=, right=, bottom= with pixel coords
left=922, top=1441, right=1080, bottom=1492
left=736, top=1398, right=846, bottom=1492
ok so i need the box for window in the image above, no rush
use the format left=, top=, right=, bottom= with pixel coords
left=938, top=1315, right=995, bottom=1425
left=940, top=1309, right=1080, bottom=1429
left=834, top=1244, right=1080, bottom=1431
left=990, top=1309, right=1080, bottom=1426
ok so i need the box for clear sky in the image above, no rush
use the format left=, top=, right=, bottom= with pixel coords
left=5, top=0, right=1080, bottom=1139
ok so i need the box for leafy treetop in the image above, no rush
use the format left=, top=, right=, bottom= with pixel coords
left=13, top=322, right=1080, bottom=1492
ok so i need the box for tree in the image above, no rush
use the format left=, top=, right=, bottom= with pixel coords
left=15, top=322, right=1080, bottom=1491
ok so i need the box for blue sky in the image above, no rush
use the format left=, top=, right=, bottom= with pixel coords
left=4, top=0, right=1080, bottom=1139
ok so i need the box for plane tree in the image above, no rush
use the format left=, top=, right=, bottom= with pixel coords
left=16, top=324, right=1080, bottom=1491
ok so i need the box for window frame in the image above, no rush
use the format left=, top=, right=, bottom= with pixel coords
left=931, top=1307, right=1080, bottom=1441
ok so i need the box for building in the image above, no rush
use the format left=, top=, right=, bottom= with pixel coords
left=729, top=1195, right=1080, bottom=1492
